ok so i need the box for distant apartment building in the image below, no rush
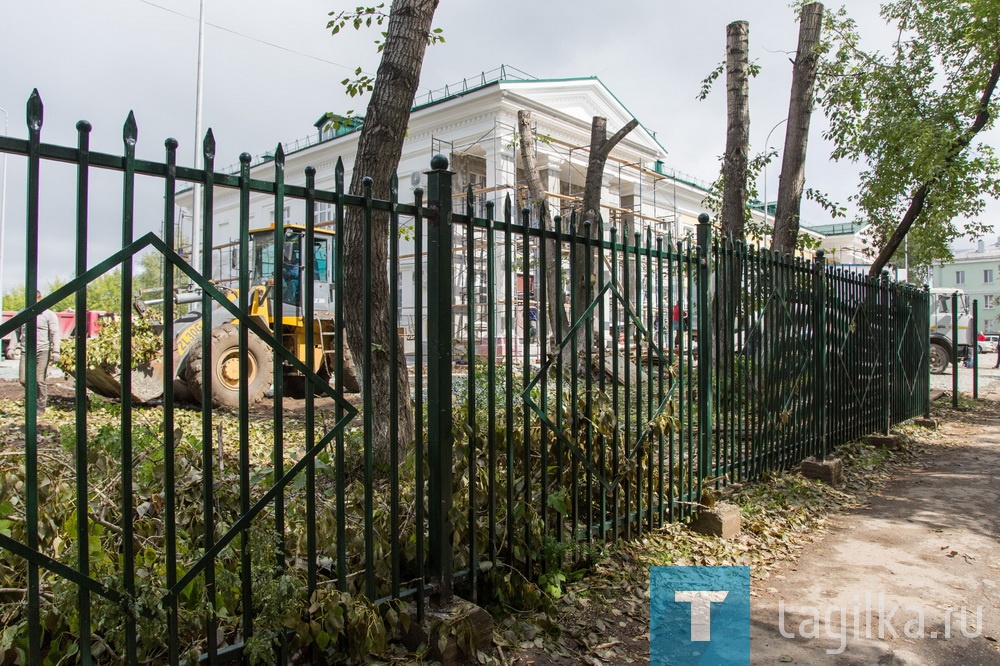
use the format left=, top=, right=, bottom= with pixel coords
left=932, top=238, right=1000, bottom=331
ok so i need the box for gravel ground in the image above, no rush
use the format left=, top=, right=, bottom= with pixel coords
left=930, top=352, right=1000, bottom=399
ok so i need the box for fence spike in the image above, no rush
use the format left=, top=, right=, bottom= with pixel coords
left=123, top=111, right=137, bottom=146
left=203, top=128, right=216, bottom=160
left=27, top=89, right=43, bottom=130
left=274, top=142, right=284, bottom=164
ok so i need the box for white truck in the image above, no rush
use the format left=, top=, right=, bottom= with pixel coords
left=928, top=288, right=976, bottom=374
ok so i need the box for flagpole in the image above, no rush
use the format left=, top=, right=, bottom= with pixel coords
left=191, top=0, right=207, bottom=270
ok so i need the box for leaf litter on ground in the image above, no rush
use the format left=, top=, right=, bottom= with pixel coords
left=493, top=401, right=983, bottom=666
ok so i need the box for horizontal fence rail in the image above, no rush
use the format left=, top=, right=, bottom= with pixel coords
left=0, top=91, right=930, bottom=664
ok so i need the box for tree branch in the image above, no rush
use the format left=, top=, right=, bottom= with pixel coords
left=869, top=47, right=1000, bottom=275
left=597, top=119, right=639, bottom=163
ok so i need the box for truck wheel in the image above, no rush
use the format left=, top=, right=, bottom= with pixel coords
left=183, top=323, right=274, bottom=409
left=929, top=342, right=949, bottom=375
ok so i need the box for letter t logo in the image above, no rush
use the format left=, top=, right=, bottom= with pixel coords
left=674, top=591, right=729, bottom=641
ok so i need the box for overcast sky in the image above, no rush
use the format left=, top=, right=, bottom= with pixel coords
left=0, top=0, right=996, bottom=294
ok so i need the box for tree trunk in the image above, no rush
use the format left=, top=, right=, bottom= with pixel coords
left=868, top=49, right=1000, bottom=276
left=721, top=20, right=750, bottom=242
left=717, top=20, right=751, bottom=382
left=771, top=2, right=824, bottom=257
left=342, top=0, right=438, bottom=467
left=574, top=117, right=638, bottom=314
left=518, top=110, right=570, bottom=357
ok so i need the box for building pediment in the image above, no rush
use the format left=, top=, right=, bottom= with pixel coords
left=497, top=78, right=666, bottom=157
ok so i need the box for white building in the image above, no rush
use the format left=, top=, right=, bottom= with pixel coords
left=198, top=69, right=724, bottom=243
left=182, top=67, right=782, bottom=353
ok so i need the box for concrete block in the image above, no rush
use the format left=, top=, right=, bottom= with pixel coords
left=402, top=597, right=493, bottom=665
left=865, top=434, right=904, bottom=450
left=689, top=501, right=742, bottom=539
left=912, top=417, right=938, bottom=430
left=800, top=457, right=844, bottom=486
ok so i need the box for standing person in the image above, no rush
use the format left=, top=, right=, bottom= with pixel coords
left=18, top=291, right=61, bottom=413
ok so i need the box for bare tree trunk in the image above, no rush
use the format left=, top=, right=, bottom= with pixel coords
left=771, top=2, right=824, bottom=257
left=721, top=20, right=750, bottom=242
left=869, top=50, right=1000, bottom=276
left=574, top=117, right=639, bottom=313
left=518, top=110, right=570, bottom=356
left=717, top=20, right=751, bottom=380
left=343, top=0, right=439, bottom=467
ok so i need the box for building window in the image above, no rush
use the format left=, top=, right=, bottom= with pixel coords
left=985, top=269, right=994, bottom=284
left=955, top=270, right=965, bottom=285
left=270, top=206, right=292, bottom=225
left=987, top=295, right=995, bottom=309
left=316, top=202, right=334, bottom=225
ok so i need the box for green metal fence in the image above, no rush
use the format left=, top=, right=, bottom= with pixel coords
left=0, top=92, right=929, bottom=664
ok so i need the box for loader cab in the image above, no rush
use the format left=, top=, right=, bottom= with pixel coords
left=250, top=225, right=336, bottom=315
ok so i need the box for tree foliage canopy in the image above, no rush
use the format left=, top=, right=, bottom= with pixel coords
left=815, top=0, right=1000, bottom=269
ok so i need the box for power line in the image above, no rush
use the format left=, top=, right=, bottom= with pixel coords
left=135, top=0, right=358, bottom=73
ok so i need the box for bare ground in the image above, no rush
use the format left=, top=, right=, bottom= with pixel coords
left=749, top=406, right=1000, bottom=665
left=498, top=400, right=1000, bottom=666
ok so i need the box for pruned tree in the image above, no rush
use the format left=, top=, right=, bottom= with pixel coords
left=721, top=20, right=751, bottom=242
left=517, top=110, right=570, bottom=352
left=771, top=2, right=824, bottom=257
left=813, top=0, right=1000, bottom=274
left=718, top=19, right=751, bottom=379
left=333, top=0, right=440, bottom=466
left=516, top=111, right=636, bottom=360
left=575, top=116, right=639, bottom=315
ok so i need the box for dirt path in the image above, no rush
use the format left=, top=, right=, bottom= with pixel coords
left=751, top=411, right=1000, bottom=665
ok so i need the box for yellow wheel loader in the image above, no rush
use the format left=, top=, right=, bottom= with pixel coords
left=86, top=225, right=360, bottom=407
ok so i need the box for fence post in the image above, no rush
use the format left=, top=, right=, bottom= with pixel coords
left=425, top=154, right=454, bottom=602
left=813, top=250, right=827, bottom=460
left=973, top=298, right=979, bottom=400
left=881, top=270, right=891, bottom=435
left=952, top=291, right=959, bottom=409
left=923, top=285, right=931, bottom=419
left=696, top=214, right=713, bottom=484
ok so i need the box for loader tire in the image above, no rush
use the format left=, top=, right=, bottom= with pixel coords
left=183, top=323, right=274, bottom=409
